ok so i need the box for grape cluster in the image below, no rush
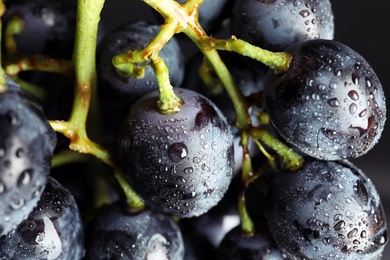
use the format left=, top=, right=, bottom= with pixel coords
left=0, top=0, right=387, bottom=259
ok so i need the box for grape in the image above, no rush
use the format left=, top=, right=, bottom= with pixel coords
left=97, top=20, right=185, bottom=156
left=84, top=200, right=184, bottom=260
left=2, top=0, right=77, bottom=59
left=230, top=0, right=334, bottom=52
left=266, top=159, right=388, bottom=259
left=120, top=88, right=234, bottom=218
left=0, top=76, right=57, bottom=237
left=264, top=39, right=387, bottom=160
left=216, top=225, right=287, bottom=260
left=0, top=176, right=85, bottom=260
left=96, top=20, right=185, bottom=105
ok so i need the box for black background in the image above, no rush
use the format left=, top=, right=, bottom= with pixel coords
left=100, top=0, right=390, bottom=257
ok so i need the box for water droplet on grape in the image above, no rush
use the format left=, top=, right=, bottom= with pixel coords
left=299, top=9, right=310, bottom=17
left=334, top=220, right=345, bottom=231
left=168, top=142, right=188, bottom=162
left=183, top=167, right=193, bottom=174
left=327, top=98, right=340, bottom=107
left=17, top=169, right=32, bottom=187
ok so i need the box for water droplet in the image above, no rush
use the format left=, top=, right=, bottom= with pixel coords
left=348, top=90, right=359, bottom=101
left=329, top=82, right=338, bottom=89
left=293, top=0, right=301, bottom=6
left=168, top=142, right=188, bottom=162
left=176, top=176, right=186, bottom=184
left=327, top=98, right=340, bottom=107
left=348, top=228, right=358, bottom=238
left=17, top=170, right=32, bottom=187
left=299, top=9, right=310, bottom=17
left=182, top=191, right=197, bottom=200
left=10, top=194, right=24, bottom=209
left=334, top=68, right=342, bottom=76
left=352, top=72, right=360, bottom=85
left=184, top=167, right=193, bottom=174
left=349, top=103, right=357, bottom=114
left=334, top=220, right=345, bottom=231
left=366, top=78, right=372, bottom=88
left=358, top=109, right=367, bottom=118
left=193, top=157, right=201, bottom=164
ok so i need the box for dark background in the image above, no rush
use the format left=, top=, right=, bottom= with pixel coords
left=100, top=0, right=390, bottom=257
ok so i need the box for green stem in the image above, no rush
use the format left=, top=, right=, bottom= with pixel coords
left=51, top=0, right=145, bottom=210
left=4, top=55, right=74, bottom=78
left=250, top=127, right=304, bottom=172
left=239, top=132, right=256, bottom=235
left=210, top=37, right=292, bottom=74
left=111, top=16, right=182, bottom=114
left=152, top=56, right=183, bottom=113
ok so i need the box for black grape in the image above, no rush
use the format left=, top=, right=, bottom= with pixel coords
left=0, top=76, right=56, bottom=237
left=264, top=39, right=386, bottom=160
left=0, top=176, right=85, bottom=260
left=120, top=88, right=234, bottom=218
left=84, top=200, right=184, bottom=260
left=266, top=159, right=388, bottom=259
left=230, top=0, right=334, bottom=52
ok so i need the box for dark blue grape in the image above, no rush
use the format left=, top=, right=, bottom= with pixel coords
left=264, top=39, right=386, bottom=160
left=230, top=0, right=334, bottom=52
left=85, top=200, right=184, bottom=260
left=0, top=76, right=56, bottom=237
left=2, top=0, right=77, bottom=59
left=96, top=20, right=185, bottom=157
left=0, top=176, right=85, bottom=260
left=216, top=225, right=287, bottom=260
left=96, top=20, right=184, bottom=104
left=120, top=88, right=234, bottom=218
left=266, top=159, right=388, bottom=259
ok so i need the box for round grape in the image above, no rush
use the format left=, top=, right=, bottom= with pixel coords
left=264, top=39, right=386, bottom=160
left=120, top=88, right=234, bottom=218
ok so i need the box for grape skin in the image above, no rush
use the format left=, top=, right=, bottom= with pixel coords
left=120, top=88, right=235, bottom=218
left=264, top=39, right=386, bottom=160
left=266, top=159, right=388, bottom=259
left=0, top=76, right=57, bottom=237
left=0, top=177, right=85, bottom=260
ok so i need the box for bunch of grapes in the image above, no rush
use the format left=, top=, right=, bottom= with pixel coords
left=0, top=0, right=387, bottom=259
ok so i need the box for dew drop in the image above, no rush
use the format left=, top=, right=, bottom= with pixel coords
left=184, top=167, right=193, bottom=174
left=17, top=170, right=32, bottom=187
left=334, top=220, right=345, bottom=231
left=349, top=103, right=357, bottom=114
left=348, top=228, right=358, bottom=239
left=168, top=143, right=188, bottom=163
left=193, top=157, right=201, bottom=164
left=10, top=194, right=24, bottom=209
left=366, top=78, right=372, bottom=88
left=15, top=148, right=25, bottom=158
left=293, top=0, right=301, bottom=6
left=358, top=109, right=367, bottom=118
left=348, top=90, right=359, bottom=101
left=352, top=72, right=360, bottom=85
left=299, top=9, right=310, bottom=17
left=327, top=98, right=340, bottom=107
